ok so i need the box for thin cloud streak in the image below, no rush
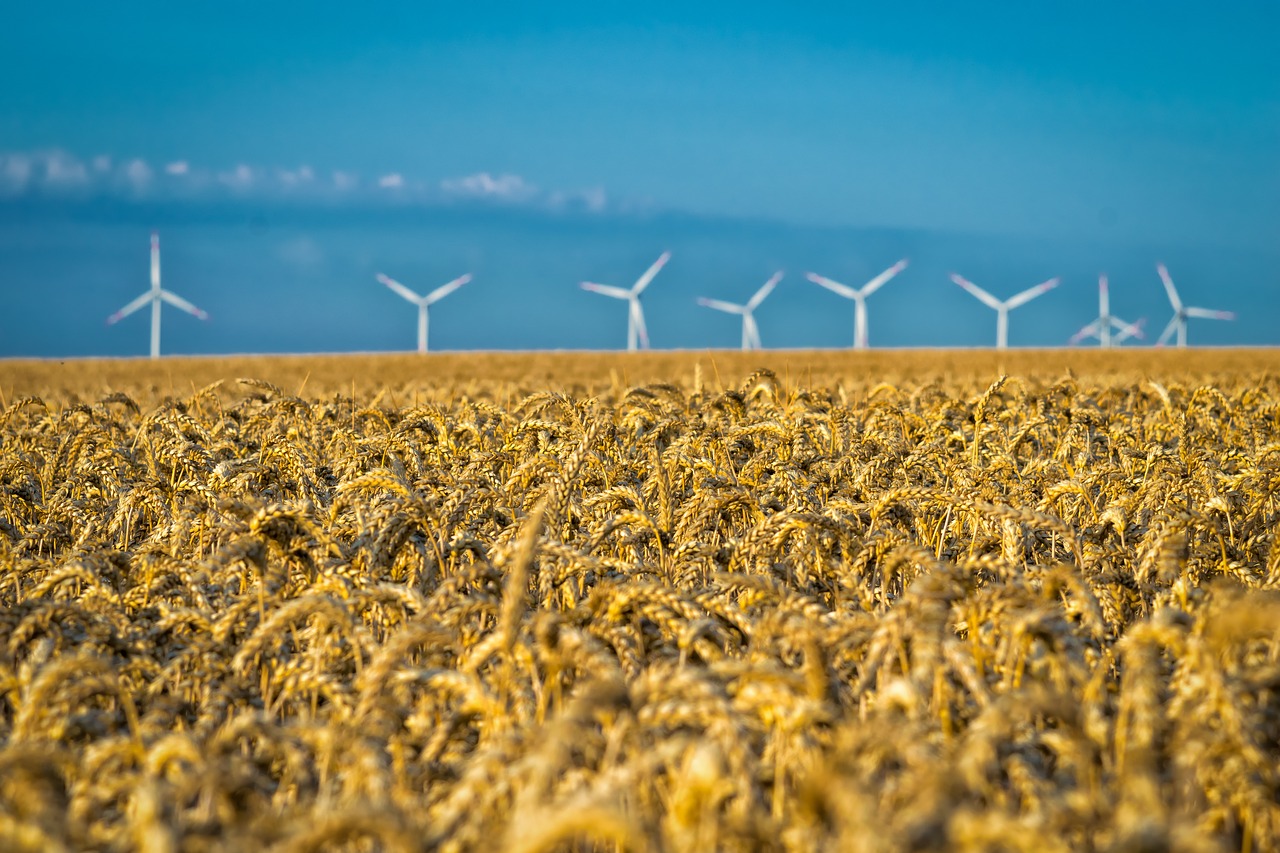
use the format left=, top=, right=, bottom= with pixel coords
left=0, top=149, right=623, bottom=214
left=440, top=172, right=537, bottom=201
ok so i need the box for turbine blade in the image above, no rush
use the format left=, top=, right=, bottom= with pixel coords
left=697, top=297, right=745, bottom=314
left=377, top=273, right=424, bottom=304
left=747, top=271, right=784, bottom=310
left=632, top=251, right=670, bottom=295
left=806, top=272, right=858, bottom=300
left=1156, top=263, right=1183, bottom=312
left=1005, top=277, right=1060, bottom=309
left=425, top=273, right=472, bottom=306
left=159, top=290, right=209, bottom=320
left=581, top=282, right=633, bottom=300
left=1156, top=315, right=1180, bottom=346
left=1112, top=317, right=1146, bottom=342
left=950, top=274, right=1002, bottom=310
left=107, top=291, right=154, bottom=325
left=1069, top=319, right=1101, bottom=345
left=858, top=258, right=908, bottom=298
left=151, top=232, right=161, bottom=292
left=1185, top=307, right=1235, bottom=321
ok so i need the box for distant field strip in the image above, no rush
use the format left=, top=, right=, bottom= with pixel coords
left=1, top=352, right=1279, bottom=850
left=3, top=347, right=1278, bottom=402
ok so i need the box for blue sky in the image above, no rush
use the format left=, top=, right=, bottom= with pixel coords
left=1, top=2, right=1276, bottom=355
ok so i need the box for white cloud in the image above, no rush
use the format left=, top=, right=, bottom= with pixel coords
left=332, top=170, right=357, bottom=191
left=0, top=154, right=33, bottom=193
left=43, top=151, right=89, bottom=187
left=441, top=171, right=537, bottom=201
left=378, top=173, right=404, bottom=189
left=580, top=186, right=607, bottom=212
left=92, top=155, right=113, bottom=173
left=123, top=158, right=153, bottom=190
left=278, top=165, right=316, bottom=187
left=547, top=185, right=611, bottom=214
left=165, top=160, right=190, bottom=176
left=219, top=163, right=254, bottom=190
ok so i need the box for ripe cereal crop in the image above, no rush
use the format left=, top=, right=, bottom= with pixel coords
left=1, top=349, right=1278, bottom=852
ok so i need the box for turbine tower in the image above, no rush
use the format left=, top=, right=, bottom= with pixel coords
left=377, top=271, right=472, bottom=353
left=581, top=252, right=670, bottom=351
left=1069, top=275, right=1145, bottom=347
left=1155, top=263, right=1235, bottom=348
left=107, top=231, right=208, bottom=359
left=806, top=259, right=908, bottom=349
left=696, top=271, right=783, bottom=351
left=951, top=273, right=1059, bottom=350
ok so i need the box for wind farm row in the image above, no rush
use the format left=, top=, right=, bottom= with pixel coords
left=107, top=233, right=1235, bottom=358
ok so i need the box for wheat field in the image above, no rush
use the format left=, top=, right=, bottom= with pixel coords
left=2, top=349, right=1279, bottom=852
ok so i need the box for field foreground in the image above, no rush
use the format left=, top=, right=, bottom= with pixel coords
left=2, top=349, right=1280, bottom=851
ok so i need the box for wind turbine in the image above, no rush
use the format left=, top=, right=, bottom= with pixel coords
left=581, top=252, right=670, bottom=351
left=376, top=271, right=472, bottom=353
left=951, top=273, right=1060, bottom=350
left=1155, top=263, right=1235, bottom=348
left=107, top=231, right=208, bottom=359
left=1069, top=275, right=1145, bottom=347
left=805, top=259, right=908, bottom=349
left=697, top=271, right=783, bottom=350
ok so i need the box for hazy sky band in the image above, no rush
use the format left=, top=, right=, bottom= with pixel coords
left=3, top=2, right=1276, bottom=249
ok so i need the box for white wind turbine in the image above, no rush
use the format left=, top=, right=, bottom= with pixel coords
left=1069, top=275, right=1145, bottom=347
left=806, top=259, right=908, bottom=349
left=581, top=252, right=670, bottom=351
left=951, top=273, right=1060, bottom=350
left=697, top=271, right=783, bottom=351
left=107, top=231, right=208, bottom=359
left=376, top=271, right=472, bottom=353
left=1155, top=263, right=1235, bottom=348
